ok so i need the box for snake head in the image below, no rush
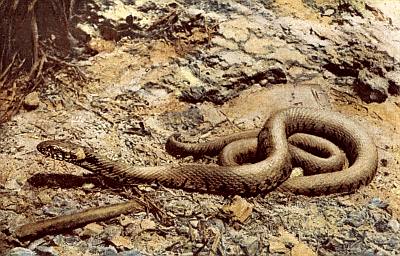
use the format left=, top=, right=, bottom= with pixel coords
left=37, top=140, right=87, bottom=162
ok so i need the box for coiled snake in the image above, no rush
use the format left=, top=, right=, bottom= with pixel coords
left=37, top=107, right=378, bottom=196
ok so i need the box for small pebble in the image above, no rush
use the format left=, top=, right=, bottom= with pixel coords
left=119, top=215, right=135, bottom=226
left=189, top=220, right=199, bottom=228
left=380, top=159, right=388, bottom=167
left=388, top=219, right=400, bottom=232
left=176, top=225, right=190, bottom=235
left=323, top=8, right=335, bottom=16
left=368, top=198, right=388, bottom=209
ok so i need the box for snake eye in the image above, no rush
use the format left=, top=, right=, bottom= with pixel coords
left=54, top=152, right=64, bottom=160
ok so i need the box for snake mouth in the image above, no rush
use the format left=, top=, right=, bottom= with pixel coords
left=37, top=140, right=87, bottom=162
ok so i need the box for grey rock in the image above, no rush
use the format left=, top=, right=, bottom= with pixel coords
left=208, top=218, right=225, bottom=231
left=386, top=237, right=400, bottom=249
left=119, top=249, right=143, bottom=256
left=161, top=105, right=204, bottom=132
left=368, top=198, right=389, bottom=209
left=103, top=225, right=123, bottom=239
left=362, top=248, right=377, bottom=256
left=27, top=238, right=46, bottom=251
left=241, top=236, right=259, bottom=256
left=98, top=246, right=118, bottom=256
left=42, top=206, right=62, bottom=216
left=35, top=246, right=59, bottom=256
left=387, top=70, right=400, bottom=95
left=176, top=225, right=190, bottom=235
left=179, top=86, right=233, bottom=105
left=343, top=211, right=367, bottom=228
left=370, top=234, right=392, bottom=247
left=87, top=236, right=104, bottom=246
left=52, top=235, right=81, bottom=246
left=6, top=248, right=36, bottom=256
left=355, top=69, right=389, bottom=103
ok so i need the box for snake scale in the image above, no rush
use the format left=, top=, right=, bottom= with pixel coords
left=37, top=107, right=378, bottom=196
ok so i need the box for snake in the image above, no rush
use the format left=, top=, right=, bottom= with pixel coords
left=167, top=132, right=347, bottom=176
left=37, top=107, right=378, bottom=196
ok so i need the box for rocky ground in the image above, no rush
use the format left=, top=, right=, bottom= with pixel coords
left=1, top=0, right=400, bottom=255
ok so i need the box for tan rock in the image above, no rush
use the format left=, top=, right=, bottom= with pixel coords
left=243, top=36, right=271, bottom=55
left=119, top=215, right=135, bottom=226
left=189, top=220, right=199, bottom=228
left=269, top=238, right=289, bottom=254
left=278, top=227, right=300, bottom=245
left=37, top=191, right=52, bottom=204
left=110, top=235, right=134, bottom=249
left=23, top=91, right=40, bottom=111
left=219, top=17, right=250, bottom=42
left=140, top=218, right=156, bottom=231
left=222, top=195, right=253, bottom=223
left=211, top=36, right=239, bottom=50
left=88, top=38, right=116, bottom=53
left=81, top=223, right=104, bottom=236
left=198, top=102, right=227, bottom=126
left=291, top=242, right=317, bottom=256
left=219, top=51, right=254, bottom=66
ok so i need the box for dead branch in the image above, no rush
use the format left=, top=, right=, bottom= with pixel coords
left=15, top=198, right=145, bottom=239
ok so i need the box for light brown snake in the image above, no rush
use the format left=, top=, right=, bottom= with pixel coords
left=17, top=107, right=378, bottom=239
left=37, top=107, right=378, bottom=196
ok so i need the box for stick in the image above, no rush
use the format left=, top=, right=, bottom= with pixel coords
left=15, top=199, right=145, bottom=239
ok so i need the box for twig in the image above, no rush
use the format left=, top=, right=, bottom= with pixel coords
left=69, top=0, right=76, bottom=20
left=147, top=10, right=177, bottom=31
left=29, top=53, right=46, bottom=81
left=0, top=53, right=17, bottom=82
left=11, top=0, right=18, bottom=11
left=210, top=229, right=221, bottom=256
left=46, top=54, right=87, bottom=80
left=15, top=198, right=145, bottom=240
left=30, top=6, right=39, bottom=67
left=132, top=187, right=170, bottom=225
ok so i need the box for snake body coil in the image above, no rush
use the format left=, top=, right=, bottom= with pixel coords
left=37, top=107, right=378, bottom=196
